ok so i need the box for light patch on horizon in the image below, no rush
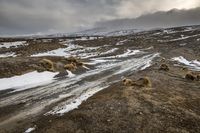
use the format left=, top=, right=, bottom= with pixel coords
left=117, top=0, right=200, bottom=18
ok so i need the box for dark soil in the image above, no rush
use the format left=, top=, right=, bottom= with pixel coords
left=0, top=39, right=66, bottom=56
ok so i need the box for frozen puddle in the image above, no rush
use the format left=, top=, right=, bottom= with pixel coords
left=172, top=56, right=200, bottom=71
left=0, top=71, right=58, bottom=91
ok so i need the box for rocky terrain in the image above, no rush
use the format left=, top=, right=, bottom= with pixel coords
left=0, top=25, right=200, bottom=133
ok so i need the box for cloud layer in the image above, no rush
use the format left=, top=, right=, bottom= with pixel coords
left=95, top=7, right=200, bottom=31
left=0, top=0, right=200, bottom=35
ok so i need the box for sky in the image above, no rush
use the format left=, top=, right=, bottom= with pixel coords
left=0, top=0, right=200, bottom=36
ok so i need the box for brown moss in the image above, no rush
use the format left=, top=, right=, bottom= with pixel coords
left=159, top=64, right=169, bottom=71
left=67, top=56, right=79, bottom=63
left=76, top=61, right=84, bottom=66
left=122, top=77, right=152, bottom=87
left=185, top=73, right=196, bottom=81
left=122, top=78, right=133, bottom=86
left=160, top=58, right=166, bottom=62
left=182, top=67, right=189, bottom=72
left=134, top=77, right=152, bottom=87
left=197, top=75, right=200, bottom=81
left=66, top=56, right=84, bottom=67
left=40, top=59, right=55, bottom=72
left=64, top=63, right=77, bottom=71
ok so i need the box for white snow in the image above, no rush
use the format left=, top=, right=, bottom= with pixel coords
left=114, top=53, right=159, bottom=75
left=66, top=70, right=75, bottom=77
left=24, top=127, right=35, bottom=133
left=44, top=52, right=159, bottom=115
left=172, top=56, right=200, bottom=71
left=153, top=32, right=162, bottom=35
left=91, top=49, right=141, bottom=60
left=31, top=41, right=130, bottom=59
left=0, top=52, right=16, bottom=58
left=31, top=48, right=68, bottom=57
left=82, top=65, right=90, bottom=70
left=74, top=36, right=99, bottom=41
left=42, top=39, right=52, bottom=42
left=31, top=43, right=102, bottom=58
left=163, top=29, right=175, bottom=34
left=88, top=59, right=119, bottom=65
left=47, top=85, right=109, bottom=115
left=116, top=49, right=141, bottom=58
left=116, top=39, right=128, bottom=45
left=0, top=41, right=27, bottom=49
left=165, top=34, right=200, bottom=42
left=0, top=71, right=58, bottom=91
left=179, top=43, right=187, bottom=46
left=184, top=27, right=193, bottom=31
left=162, top=27, right=194, bottom=35
left=102, top=48, right=119, bottom=54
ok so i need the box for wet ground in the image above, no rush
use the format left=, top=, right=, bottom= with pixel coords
left=0, top=25, right=200, bottom=133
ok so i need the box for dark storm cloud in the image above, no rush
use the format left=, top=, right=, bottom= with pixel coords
left=0, top=0, right=200, bottom=35
left=0, top=0, right=120, bottom=35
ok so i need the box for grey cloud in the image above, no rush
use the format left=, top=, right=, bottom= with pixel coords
left=0, top=0, right=119, bottom=35
left=95, top=7, right=200, bottom=30
left=0, top=0, right=200, bottom=35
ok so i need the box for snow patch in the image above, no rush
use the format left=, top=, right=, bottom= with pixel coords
left=89, top=59, right=119, bottom=65
left=31, top=48, right=68, bottom=57
left=82, top=65, right=90, bottom=70
left=0, top=71, right=58, bottom=91
left=47, top=85, right=109, bottom=115
left=164, top=34, right=200, bottom=42
left=31, top=43, right=101, bottom=58
left=179, top=43, right=187, bottom=46
left=0, top=41, right=27, bottom=49
left=0, top=52, right=16, bottom=58
left=24, top=127, right=35, bottom=133
left=116, top=39, right=128, bottom=45
left=66, top=70, right=75, bottom=77
left=74, top=36, right=100, bottom=41
left=116, top=49, right=141, bottom=58
left=114, top=53, right=159, bottom=75
left=103, top=48, right=119, bottom=54
left=172, top=56, right=200, bottom=71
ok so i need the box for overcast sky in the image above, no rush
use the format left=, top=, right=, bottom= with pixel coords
left=0, top=0, right=200, bottom=35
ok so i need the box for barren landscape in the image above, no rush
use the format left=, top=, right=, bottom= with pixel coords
left=0, top=25, right=200, bottom=133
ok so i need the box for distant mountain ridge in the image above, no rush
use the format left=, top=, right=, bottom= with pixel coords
left=1, top=7, right=200, bottom=38
left=94, top=7, right=200, bottom=31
